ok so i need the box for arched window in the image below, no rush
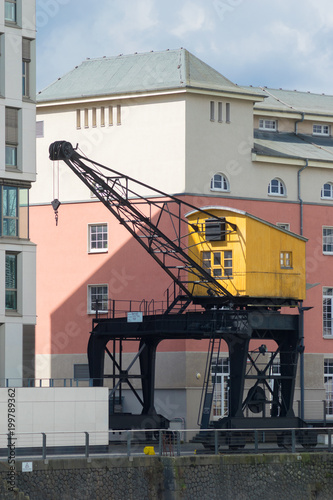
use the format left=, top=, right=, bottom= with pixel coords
left=210, top=173, right=230, bottom=192
left=321, top=183, right=333, bottom=199
left=268, top=178, right=286, bottom=196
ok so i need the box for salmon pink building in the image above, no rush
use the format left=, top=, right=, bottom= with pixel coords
left=30, top=49, right=333, bottom=428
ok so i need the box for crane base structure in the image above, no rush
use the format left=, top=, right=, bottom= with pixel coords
left=88, top=306, right=306, bottom=445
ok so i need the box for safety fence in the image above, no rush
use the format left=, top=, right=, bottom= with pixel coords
left=1, top=427, right=333, bottom=461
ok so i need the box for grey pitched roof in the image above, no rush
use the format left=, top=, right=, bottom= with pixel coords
left=253, top=131, right=333, bottom=162
left=250, top=87, right=333, bottom=115
left=37, top=48, right=264, bottom=103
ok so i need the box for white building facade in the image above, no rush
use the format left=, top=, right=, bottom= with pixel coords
left=0, top=0, right=36, bottom=385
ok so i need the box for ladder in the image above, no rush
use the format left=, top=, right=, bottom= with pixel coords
left=198, top=335, right=223, bottom=430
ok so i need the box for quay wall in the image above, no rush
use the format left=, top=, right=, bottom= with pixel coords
left=0, top=453, right=333, bottom=499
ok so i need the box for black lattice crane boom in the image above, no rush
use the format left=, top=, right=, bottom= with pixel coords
left=49, top=140, right=235, bottom=308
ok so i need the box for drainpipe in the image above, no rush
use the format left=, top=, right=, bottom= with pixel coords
left=295, top=112, right=305, bottom=135
left=298, top=159, right=308, bottom=236
left=297, top=159, right=308, bottom=421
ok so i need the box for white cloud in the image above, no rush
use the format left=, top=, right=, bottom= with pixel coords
left=36, top=0, right=333, bottom=95
left=170, top=2, right=212, bottom=37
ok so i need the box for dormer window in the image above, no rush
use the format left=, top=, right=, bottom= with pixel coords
left=313, top=124, right=330, bottom=136
left=259, top=119, right=277, bottom=131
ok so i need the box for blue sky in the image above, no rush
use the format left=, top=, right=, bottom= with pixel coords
left=36, top=0, right=333, bottom=95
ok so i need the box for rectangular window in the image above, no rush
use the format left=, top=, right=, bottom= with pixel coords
left=276, top=222, right=290, bottom=231
left=323, top=288, right=333, bottom=337
left=212, top=252, right=222, bottom=277
left=224, top=250, right=233, bottom=276
left=5, top=107, right=19, bottom=168
left=210, top=101, right=215, bottom=121
left=5, top=0, right=16, bottom=23
left=84, top=108, right=89, bottom=128
left=324, top=359, right=333, bottom=416
left=218, top=102, right=222, bottom=122
left=226, top=103, right=230, bottom=123
left=100, top=107, right=105, bottom=127
left=323, top=227, right=333, bottom=254
left=92, top=107, right=97, bottom=127
left=205, top=218, right=226, bottom=241
left=74, top=364, right=90, bottom=380
left=0, top=186, right=29, bottom=238
left=109, top=106, right=113, bottom=126
left=88, top=285, right=108, bottom=314
left=313, top=124, right=330, bottom=136
left=280, top=251, right=292, bottom=269
left=88, top=223, right=108, bottom=253
left=202, top=250, right=232, bottom=278
left=36, top=120, right=44, bottom=138
left=22, top=38, right=31, bottom=98
left=117, top=104, right=121, bottom=125
left=6, top=253, right=17, bottom=311
left=2, top=186, right=18, bottom=236
left=202, top=251, right=211, bottom=272
left=76, top=109, right=81, bottom=129
left=259, top=119, right=277, bottom=131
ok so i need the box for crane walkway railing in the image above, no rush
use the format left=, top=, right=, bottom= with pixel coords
left=92, top=297, right=203, bottom=320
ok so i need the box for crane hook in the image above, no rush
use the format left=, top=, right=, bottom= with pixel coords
left=51, top=199, right=61, bottom=226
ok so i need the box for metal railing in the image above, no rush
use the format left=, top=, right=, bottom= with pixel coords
left=1, top=427, right=333, bottom=460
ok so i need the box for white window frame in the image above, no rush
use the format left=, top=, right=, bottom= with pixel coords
left=88, top=284, right=108, bottom=314
left=259, top=119, right=277, bottom=131
left=323, top=287, right=333, bottom=338
left=323, top=227, right=333, bottom=254
left=313, top=124, right=330, bottom=136
left=268, top=178, right=286, bottom=197
left=88, top=223, right=108, bottom=253
left=324, top=359, right=333, bottom=417
left=321, top=183, right=333, bottom=200
left=210, top=173, right=230, bottom=192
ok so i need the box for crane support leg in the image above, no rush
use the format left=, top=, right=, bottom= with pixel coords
left=139, top=339, right=159, bottom=416
left=87, top=334, right=107, bottom=386
left=226, top=336, right=251, bottom=418
left=278, top=332, right=300, bottom=418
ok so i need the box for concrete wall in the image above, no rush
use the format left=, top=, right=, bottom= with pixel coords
left=0, top=388, right=109, bottom=447
left=1, top=453, right=333, bottom=500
